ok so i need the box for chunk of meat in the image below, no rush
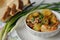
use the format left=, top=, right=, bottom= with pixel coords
left=27, top=23, right=33, bottom=28
left=41, top=25, right=51, bottom=32
left=51, top=26, right=57, bottom=31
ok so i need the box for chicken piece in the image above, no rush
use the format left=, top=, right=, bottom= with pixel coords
left=51, top=26, right=57, bottom=31
left=41, top=25, right=51, bottom=32
left=33, top=18, right=39, bottom=23
left=27, top=23, right=33, bottom=28
left=50, top=21, right=58, bottom=31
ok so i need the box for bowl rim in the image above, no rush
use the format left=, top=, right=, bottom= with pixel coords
left=24, top=9, right=60, bottom=33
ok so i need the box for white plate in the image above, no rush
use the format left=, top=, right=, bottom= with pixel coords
left=15, top=12, right=60, bottom=40
left=9, top=0, right=60, bottom=40
left=15, top=0, right=60, bottom=40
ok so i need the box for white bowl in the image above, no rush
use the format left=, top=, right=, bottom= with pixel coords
left=24, top=10, right=60, bottom=38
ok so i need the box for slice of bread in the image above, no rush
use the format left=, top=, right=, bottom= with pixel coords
left=0, top=0, right=23, bottom=22
left=0, top=0, right=31, bottom=22
left=9, top=4, right=17, bottom=16
left=0, top=0, right=5, bottom=8
left=8, top=0, right=23, bottom=16
left=22, top=0, right=31, bottom=6
left=0, top=6, right=11, bottom=22
left=9, top=0, right=23, bottom=11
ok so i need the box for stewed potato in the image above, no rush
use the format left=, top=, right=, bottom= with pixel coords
left=27, top=14, right=33, bottom=20
left=33, top=23, right=41, bottom=31
left=32, top=12, right=40, bottom=17
left=51, top=15, right=57, bottom=23
left=26, top=9, right=59, bottom=32
left=41, top=9, right=52, bottom=16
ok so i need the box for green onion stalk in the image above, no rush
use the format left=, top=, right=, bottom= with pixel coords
left=0, top=1, right=43, bottom=40
left=38, top=2, right=60, bottom=12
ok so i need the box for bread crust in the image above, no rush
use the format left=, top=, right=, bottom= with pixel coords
left=22, top=0, right=31, bottom=6
left=0, top=0, right=31, bottom=22
left=9, top=4, right=17, bottom=16
left=2, top=6, right=11, bottom=22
